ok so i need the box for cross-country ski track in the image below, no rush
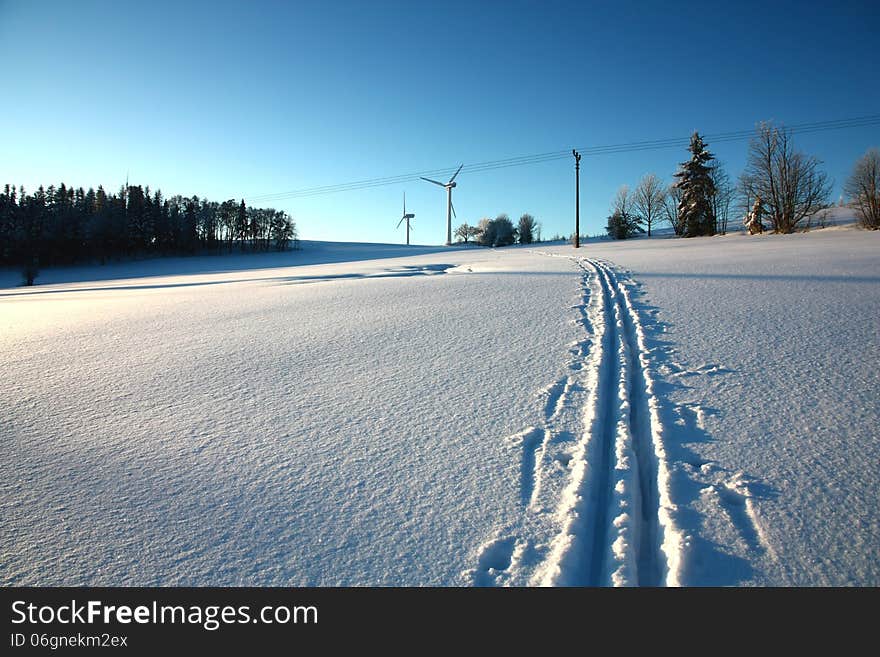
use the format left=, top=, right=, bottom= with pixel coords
left=469, top=256, right=684, bottom=587
left=5, top=224, right=878, bottom=586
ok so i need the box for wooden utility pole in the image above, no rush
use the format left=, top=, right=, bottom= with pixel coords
left=572, top=149, right=581, bottom=248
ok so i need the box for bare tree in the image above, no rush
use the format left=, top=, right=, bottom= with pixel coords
left=708, top=161, right=733, bottom=235
left=662, top=183, right=684, bottom=236
left=633, top=174, right=666, bottom=237
left=844, top=148, right=880, bottom=230
left=613, top=185, right=634, bottom=217
left=455, top=223, right=473, bottom=243
left=739, top=122, right=832, bottom=233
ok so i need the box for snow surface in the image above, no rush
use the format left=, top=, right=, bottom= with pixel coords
left=2, top=220, right=878, bottom=586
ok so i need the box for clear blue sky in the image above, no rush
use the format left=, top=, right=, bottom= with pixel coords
left=1, top=0, right=878, bottom=243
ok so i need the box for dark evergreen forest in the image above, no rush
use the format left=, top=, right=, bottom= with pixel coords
left=0, top=183, right=297, bottom=284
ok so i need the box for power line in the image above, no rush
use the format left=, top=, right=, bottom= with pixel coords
left=247, top=114, right=879, bottom=201
left=246, top=114, right=880, bottom=203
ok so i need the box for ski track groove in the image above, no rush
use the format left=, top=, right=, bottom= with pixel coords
left=470, top=253, right=684, bottom=587
left=602, top=262, right=662, bottom=586
left=519, top=427, right=545, bottom=506
left=586, top=260, right=619, bottom=586
left=544, top=378, right=569, bottom=421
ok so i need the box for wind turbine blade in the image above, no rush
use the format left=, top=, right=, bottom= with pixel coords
left=403, top=191, right=406, bottom=215
left=420, top=176, right=446, bottom=187
left=397, top=216, right=405, bottom=228
left=448, top=163, right=463, bottom=184
left=450, top=201, right=456, bottom=218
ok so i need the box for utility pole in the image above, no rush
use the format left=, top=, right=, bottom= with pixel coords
left=572, top=150, right=581, bottom=248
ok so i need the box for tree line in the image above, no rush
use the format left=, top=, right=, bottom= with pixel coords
left=454, top=213, right=539, bottom=246
left=605, top=122, right=878, bottom=240
left=0, top=183, right=298, bottom=284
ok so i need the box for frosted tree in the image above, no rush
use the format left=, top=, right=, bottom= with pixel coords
left=477, top=214, right=517, bottom=246
left=744, top=195, right=765, bottom=234
left=491, top=214, right=517, bottom=246
left=844, top=148, right=880, bottom=230
left=673, top=132, right=716, bottom=237
left=518, top=213, right=536, bottom=244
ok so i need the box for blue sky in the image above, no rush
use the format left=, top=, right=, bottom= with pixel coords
left=1, top=0, right=878, bottom=243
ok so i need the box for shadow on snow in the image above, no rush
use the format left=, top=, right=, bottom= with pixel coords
left=625, top=278, right=780, bottom=586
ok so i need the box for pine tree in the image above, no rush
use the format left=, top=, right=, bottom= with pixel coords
left=183, top=198, right=198, bottom=253
left=126, top=185, right=146, bottom=252
left=236, top=199, right=248, bottom=250
left=673, top=132, right=716, bottom=237
left=151, top=190, right=168, bottom=252
left=605, top=210, right=644, bottom=239
left=0, top=185, right=14, bottom=263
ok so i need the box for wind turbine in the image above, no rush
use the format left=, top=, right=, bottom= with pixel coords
left=421, top=164, right=462, bottom=246
left=397, top=192, right=415, bottom=245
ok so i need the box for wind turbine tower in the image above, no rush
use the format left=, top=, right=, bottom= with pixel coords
left=397, top=192, right=415, bottom=245
left=421, top=164, right=463, bottom=246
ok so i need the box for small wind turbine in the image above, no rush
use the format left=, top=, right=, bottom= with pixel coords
left=421, top=164, right=463, bottom=246
left=397, top=192, right=415, bottom=245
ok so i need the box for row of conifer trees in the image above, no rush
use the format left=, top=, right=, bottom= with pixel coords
left=0, top=183, right=297, bottom=284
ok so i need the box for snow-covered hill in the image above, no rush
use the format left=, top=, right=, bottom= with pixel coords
left=2, top=221, right=877, bottom=586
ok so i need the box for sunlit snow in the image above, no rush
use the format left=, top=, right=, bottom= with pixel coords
left=2, top=216, right=877, bottom=586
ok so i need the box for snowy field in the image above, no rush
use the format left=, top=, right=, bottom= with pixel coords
left=2, top=218, right=878, bottom=586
